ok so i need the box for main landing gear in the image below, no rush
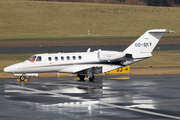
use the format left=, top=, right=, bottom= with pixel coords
left=89, top=75, right=95, bottom=82
left=77, top=74, right=95, bottom=82
left=77, top=74, right=85, bottom=82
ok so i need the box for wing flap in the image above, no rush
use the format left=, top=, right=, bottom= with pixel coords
left=59, top=65, right=102, bottom=74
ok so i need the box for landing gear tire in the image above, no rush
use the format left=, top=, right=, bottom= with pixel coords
left=92, top=75, right=95, bottom=79
left=89, top=75, right=95, bottom=82
left=77, top=74, right=85, bottom=82
left=20, top=76, right=25, bottom=81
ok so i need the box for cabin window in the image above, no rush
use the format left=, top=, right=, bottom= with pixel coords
left=67, top=56, right=70, bottom=60
left=36, top=56, right=42, bottom=62
left=55, top=57, right=58, bottom=61
left=28, top=55, right=36, bottom=62
left=73, top=56, right=76, bottom=60
left=61, top=56, right=64, bottom=61
left=48, top=57, right=52, bottom=61
left=78, top=56, right=82, bottom=60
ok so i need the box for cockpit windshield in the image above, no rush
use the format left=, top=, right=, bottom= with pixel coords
left=28, top=56, right=36, bottom=62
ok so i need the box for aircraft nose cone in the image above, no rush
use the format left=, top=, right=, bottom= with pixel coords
left=4, top=66, right=12, bottom=73
left=4, top=67, right=9, bottom=72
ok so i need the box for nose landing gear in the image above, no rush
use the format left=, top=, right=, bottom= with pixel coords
left=17, top=76, right=28, bottom=82
left=17, top=76, right=28, bottom=86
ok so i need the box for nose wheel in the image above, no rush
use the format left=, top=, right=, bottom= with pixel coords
left=20, top=76, right=25, bottom=81
left=18, top=76, right=28, bottom=82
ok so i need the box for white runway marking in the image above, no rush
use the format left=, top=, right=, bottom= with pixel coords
left=101, top=102, right=180, bottom=120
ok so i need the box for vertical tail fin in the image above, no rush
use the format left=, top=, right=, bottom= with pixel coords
left=123, top=29, right=167, bottom=58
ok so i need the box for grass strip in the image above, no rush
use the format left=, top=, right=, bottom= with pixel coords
left=0, top=1, right=180, bottom=39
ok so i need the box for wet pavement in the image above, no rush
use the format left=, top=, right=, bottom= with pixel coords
left=1, top=44, right=180, bottom=53
left=0, top=75, right=180, bottom=120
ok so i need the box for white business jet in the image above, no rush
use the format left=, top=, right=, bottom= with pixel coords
left=4, top=29, right=174, bottom=82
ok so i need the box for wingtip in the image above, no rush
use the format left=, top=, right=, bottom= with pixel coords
left=166, top=30, right=176, bottom=33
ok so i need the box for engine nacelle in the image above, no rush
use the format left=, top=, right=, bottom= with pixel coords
left=98, top=51, right=124, bottom=61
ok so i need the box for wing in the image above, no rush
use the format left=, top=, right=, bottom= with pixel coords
left=59, top=65, right=102, bottom=74
left=59, top=64, right=122, bottom=74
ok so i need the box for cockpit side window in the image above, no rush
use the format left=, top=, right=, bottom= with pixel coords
left=28, top=56, right=36, bottom=62
left=36, top=56, right=42, bottom=62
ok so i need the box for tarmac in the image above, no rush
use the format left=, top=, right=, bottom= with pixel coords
left=1, top=75, right=180, bottom=120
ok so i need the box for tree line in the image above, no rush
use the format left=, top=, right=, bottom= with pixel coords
left=38, top=0, right=180, bottom=7
left=147, top=0, right=180, bottom=7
